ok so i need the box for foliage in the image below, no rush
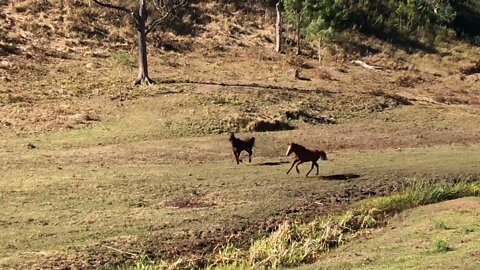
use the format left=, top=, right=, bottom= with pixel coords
left=281, top=0, right=480, bottom=45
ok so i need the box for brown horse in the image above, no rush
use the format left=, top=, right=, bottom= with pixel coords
left=229, top=132, right=255, bottom=165
left=286, top=142, right=327, bottom=176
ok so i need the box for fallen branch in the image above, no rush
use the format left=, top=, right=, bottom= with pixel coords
left=353, top=60, right=383, bottom=71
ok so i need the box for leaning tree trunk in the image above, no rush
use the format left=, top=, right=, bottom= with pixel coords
left=133, top=0, right=155, bottom=86
left=275, top=1, right=282, bottom=53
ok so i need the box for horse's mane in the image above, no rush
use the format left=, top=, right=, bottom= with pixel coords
left=292, top=143, right=307, bottom=151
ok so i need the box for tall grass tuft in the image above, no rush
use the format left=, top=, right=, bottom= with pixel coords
left=359, top=181, right=480, bottom=214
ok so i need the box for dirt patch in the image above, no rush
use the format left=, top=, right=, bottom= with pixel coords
left=164, top=197, right=215, bottom=208
left=395, top=74, right=425, bottom=88
left=471, top=250, right=480, bottom=261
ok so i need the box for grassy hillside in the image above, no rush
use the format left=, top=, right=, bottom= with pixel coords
left=296, top=197, right=480, bottom=270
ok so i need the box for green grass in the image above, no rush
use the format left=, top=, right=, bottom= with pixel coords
left=297, top=196, right=480, bottom=270
left=435, top=240, right=451, bottom=253
left=358, top=181, right=480, bottom=213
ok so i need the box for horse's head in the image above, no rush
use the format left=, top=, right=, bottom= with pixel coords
left=286, top=142, right=296, bottom=156
left=229, top=132, right=235, bottom=142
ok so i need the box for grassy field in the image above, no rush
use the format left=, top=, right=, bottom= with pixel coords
left=1, top=114, right=480, bottom=269
left=295, top=197, right=480, bottom=270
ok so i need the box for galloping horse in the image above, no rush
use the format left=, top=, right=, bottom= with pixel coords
left=229, top=132, right=255, bottom=165
left=286, top=142, right=327, bottom=177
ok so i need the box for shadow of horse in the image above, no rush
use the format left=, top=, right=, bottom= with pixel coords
left=256, top=161, right=290, bottom=166
left=320, top=173, right=361, bottom=181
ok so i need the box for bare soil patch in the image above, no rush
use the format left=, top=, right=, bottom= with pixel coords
left=164, top=197, right=216, bottom=209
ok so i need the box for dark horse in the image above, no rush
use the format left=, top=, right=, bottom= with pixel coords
left=229, top=132, right=255, bottom=165
left=286, top=142, right=328, bottom=177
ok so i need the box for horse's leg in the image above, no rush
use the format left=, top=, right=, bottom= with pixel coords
left=306, top=162, right=315, bottom=177
left=247, top=149, right=253, bottom=163
left=287, top=159, right=299, bottom=174
left=314, top=162, right=319, bottom=175
left=233, top=150, right=240, bottom=165
left=295, top=161, right=305, bottom=174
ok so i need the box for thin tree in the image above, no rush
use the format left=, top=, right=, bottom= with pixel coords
left=275, top=1, right=283, bottom=53
left=283, top=0, right=305, bottom=55
left=92, top=0, right=187, bottom=85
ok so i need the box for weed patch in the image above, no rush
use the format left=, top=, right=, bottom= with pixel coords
left=112, top=51, right=135, bottom=69
left=431, top=219, right=448, bottom=230
left=435, top=240, right=451, bottom=252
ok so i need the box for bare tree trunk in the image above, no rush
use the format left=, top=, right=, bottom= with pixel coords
left=134, top=0, right=155, bottom=85
left=93, top=0, right=186, bottom=86
left=134, top=19, right=154, bottom=85
left=318, top=38, right=322, bottom=64
left=296, top=12, right=301, bottom=55
left=275, top=2, right=282, bottom=53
